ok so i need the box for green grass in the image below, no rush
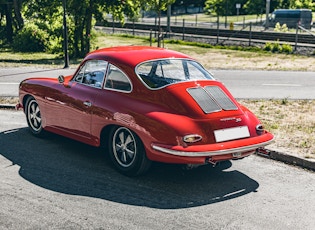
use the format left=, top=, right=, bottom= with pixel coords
left=0, top=50, right=81, bottom=68
left=167, top=13, right=263, bottom=24
left=1, top=31, right=314, bottom=71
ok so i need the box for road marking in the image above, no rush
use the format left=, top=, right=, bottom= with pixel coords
left=0, top=83, right=19, bottom=85
left=262, top=83, right=302, bottom=87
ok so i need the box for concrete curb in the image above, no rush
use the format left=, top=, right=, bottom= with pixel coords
left=1, top=104, right=315, bottom=172
left=256, top=148, right=315, bottom=172
left=0, top=104, right=16, bottom=109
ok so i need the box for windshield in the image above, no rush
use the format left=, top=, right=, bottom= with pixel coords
left=136, top=59, right=214, bottom=89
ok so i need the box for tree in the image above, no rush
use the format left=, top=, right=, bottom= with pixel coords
left=143, top=0, right=176, bottom=47
left=19, top=0, right=144, bottom=57
left=204, top=0, right=247, bottom=16
left=0, top=0, right=23, bottom=43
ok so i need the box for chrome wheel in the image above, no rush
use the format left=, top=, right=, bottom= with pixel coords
left=112, top=127, right=137, bottom=167
left=25, top=97, right=43, bottom=136
left=108, top=126, right=151, bottom=176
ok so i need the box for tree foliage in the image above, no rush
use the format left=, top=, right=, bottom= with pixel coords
left=204, top=0, right=315, bottom=16
left=1, top=0, right=315, bottom=56
left=1, top=0, right=149, bottom=56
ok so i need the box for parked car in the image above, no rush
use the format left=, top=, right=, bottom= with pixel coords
left=269, top=9, right=313, bottom=29
left=18, top=46, right=274, bottom=176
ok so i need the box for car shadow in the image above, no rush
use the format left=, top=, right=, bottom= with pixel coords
left=0, top=127, right=259, bottom=209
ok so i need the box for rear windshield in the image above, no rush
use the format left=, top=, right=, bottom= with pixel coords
left=136, top=59, right=214, bottom=89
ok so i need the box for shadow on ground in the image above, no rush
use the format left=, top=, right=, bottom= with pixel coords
left=0, top=127, right=259, bottom=209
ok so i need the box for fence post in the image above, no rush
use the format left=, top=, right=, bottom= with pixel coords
left=249, top=22, right=252, bottom=46
left=195, top=14, right=198, bottom=27
left=243, top=17, right=245, bottom=29
left=295, top=23, right=298, bottom=52
left=182, top=19, right=185, bottom=40
left=216, top=15, right=219, bottom=44
left=154, top=16, right=157, bottom=37
left=112, top=17, right=115, bottom=34
left=150, top=29, right=152, bottom=47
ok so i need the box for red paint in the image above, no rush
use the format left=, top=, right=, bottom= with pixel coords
left=18, top=46, right=274, bottom=165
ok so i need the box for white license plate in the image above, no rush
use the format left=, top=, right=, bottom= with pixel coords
left=214, top=126, right=250, bottom=143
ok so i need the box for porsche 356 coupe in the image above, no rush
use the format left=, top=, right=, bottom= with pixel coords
left=18, top=46, right=274, bottom=176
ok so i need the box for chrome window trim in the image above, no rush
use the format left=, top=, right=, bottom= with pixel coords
left=135, top=58, right=215, bottom=91
left=104, top=64, right=133, bottom=93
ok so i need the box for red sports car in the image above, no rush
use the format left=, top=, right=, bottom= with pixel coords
left=18, top=46, right=274, bottom=176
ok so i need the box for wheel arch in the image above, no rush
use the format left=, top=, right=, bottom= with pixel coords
left=22, top=94, right=33, bottom=111
left=99, top=124, right=118, bottom=148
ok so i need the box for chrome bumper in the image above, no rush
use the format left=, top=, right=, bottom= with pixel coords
left=152, top=139, right=274, bottom=157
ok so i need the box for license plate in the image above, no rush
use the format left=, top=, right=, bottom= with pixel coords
left=214, top=126, right=250, bottom=142
left=232, top=152, right=242, bottom=158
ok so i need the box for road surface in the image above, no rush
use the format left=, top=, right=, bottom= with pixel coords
left=0, top=67, right=314, bottom=99
left=0, top=109, right=315, bottom=229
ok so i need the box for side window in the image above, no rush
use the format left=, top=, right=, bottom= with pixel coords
left=104, top=64, right=132, bottom=92
left=74, top=60, right=107, bottom=88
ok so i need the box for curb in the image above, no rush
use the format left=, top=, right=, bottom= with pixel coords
left=256, top=148, right=315, bottom=172
left=1, top=104, right=315, bottom=172
left=0, top=104, right=16, bottom=109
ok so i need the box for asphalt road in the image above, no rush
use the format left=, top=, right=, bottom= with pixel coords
left=1, top=109, right=315, bottom=229
left=0, top=67, right=315, bottom=99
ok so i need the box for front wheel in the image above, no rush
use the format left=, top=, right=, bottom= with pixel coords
left=25, top=97, right=45, bottom=136
left=108, top=126, right=151, bottom=176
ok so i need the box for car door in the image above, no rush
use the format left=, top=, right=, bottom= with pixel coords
left=45, top=60, right=108, bottom=144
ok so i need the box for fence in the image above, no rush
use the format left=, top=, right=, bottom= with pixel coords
left=96, top=18, right=315, bottom=53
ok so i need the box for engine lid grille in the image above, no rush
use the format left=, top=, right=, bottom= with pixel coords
left=187, top=86, right=238, bottom=114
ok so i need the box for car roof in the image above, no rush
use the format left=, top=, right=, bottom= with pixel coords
left=84, top=46, right=192, bottom=67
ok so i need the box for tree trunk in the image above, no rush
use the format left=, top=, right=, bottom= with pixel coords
left=84, top=4, right=93, bottom=55
left=13, top=0, right=23, bottom=30
left=73, top=16, right=81, bottom=57
left=4, top=3, right=13, bottom=43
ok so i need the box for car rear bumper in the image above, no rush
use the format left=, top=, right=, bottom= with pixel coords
left=151, top=133, right=274, bottom=157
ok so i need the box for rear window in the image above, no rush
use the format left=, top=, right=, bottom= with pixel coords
left=136, top=59, right=214, bottom=89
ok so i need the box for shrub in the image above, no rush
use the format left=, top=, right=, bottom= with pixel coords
left=274, top=22, right=289, bottom=32
left=271, top=41, right=282, bottom=52
left=263, top=42, right=273, bottom=51
left=263, top=41, right=292, bottom=54
left=12, top=24, right=49, bottom=52
left=281, top=43, right=293, bottom=53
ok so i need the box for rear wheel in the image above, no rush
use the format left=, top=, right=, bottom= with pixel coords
left=25, top=97, right=44, bottom=136
left=108, top=126, right=151, bottom=176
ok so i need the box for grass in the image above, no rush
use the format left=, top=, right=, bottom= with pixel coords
left=154, top=12, right=263, bottom=24
left=0, top=50, right=80, bottom=68
left=240, top=100, right=315, bottom=160
left=1, top=32, right=315, bottom=71
left=1, top=33, right=315, bottom=160
left=94, top=33, right=315, bottom=71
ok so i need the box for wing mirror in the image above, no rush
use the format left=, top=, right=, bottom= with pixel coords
left=58, top=75, right=65, bottom=84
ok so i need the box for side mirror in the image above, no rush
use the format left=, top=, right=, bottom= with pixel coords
left=58, top=75, right=65, bottom=84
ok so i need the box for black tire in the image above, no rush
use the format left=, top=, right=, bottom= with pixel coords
left=108, top=126, right=151, bottom=176
left=25, top=97, right=45, bottom=137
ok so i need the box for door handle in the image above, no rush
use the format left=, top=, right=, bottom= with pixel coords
left=83, top=101, right=92, bottom=107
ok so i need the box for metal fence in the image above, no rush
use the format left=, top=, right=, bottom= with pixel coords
left=96, top=18, right=315, bottom=54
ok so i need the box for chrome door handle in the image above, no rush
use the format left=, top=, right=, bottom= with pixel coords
left=83, top=101, right=92, bottom=107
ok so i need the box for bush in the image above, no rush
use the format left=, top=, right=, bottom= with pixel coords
left=264, top=42, right=273, bottom=51
left=12, top=24, right=49, bottom=52
left=281, top=43, right=293, bottom=54
left=263, top=41, right=293, bottom=54
left=271, top=41, right=282, bottom=52
left=274, top=22, right=289, bottom=32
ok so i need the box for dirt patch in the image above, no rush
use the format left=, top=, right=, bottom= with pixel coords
left=240, top=99, right=315, bottom=160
